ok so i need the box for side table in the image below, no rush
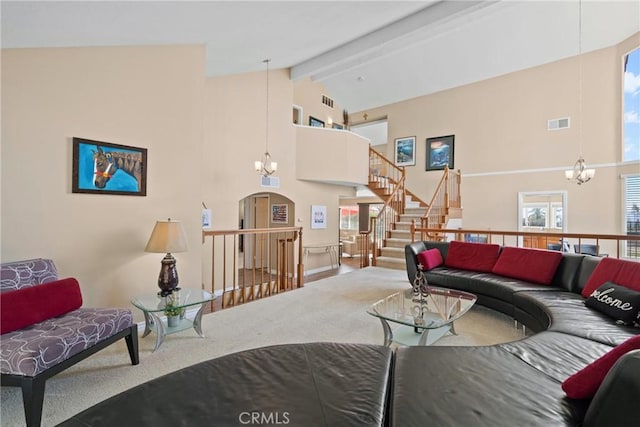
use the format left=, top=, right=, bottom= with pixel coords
left=131, top=287, right=214, bottom=351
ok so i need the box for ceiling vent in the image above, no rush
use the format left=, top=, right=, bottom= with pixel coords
left=547, top=117, right=570, bottom=131
left=322, top=95, right=334, bottom=109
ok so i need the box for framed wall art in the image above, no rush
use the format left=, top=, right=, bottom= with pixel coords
left=394, top=136, right=416, bottom=166
left=311, top=205, right=327, bottom=229
left=271, top=204, right=289, bottom=224
left=425, top=134, right=455, bottom=171
left=72, top=137, right=147, bottom=196
left=309, top=116, right=325, bottom=128
left=332, top=123, right=344, bottom=130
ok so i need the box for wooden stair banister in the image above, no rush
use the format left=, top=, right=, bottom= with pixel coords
left=364, top=146, right=462, bottom=270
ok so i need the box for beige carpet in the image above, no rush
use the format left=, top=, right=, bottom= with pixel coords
left=1, top=267, right=524, bottom=426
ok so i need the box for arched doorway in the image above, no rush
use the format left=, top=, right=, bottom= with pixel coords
left=239, top=192, right=295, bottom=270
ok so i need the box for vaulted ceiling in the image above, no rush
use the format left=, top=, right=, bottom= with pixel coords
left=2, top=1, right=639, bottom=112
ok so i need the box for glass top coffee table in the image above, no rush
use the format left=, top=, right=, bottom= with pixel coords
left=131, top=287, right=214, bottom=351
left=367, top=287, right=477, bottom=346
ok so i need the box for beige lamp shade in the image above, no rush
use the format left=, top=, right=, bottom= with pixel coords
left=145, top=219, right=188, bottom=254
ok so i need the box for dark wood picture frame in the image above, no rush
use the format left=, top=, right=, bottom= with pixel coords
left=309, top=116, right=325, bottom=127
left=72, top=137, right=147, bottom=196
left=425, top=134, right=455, bottom=171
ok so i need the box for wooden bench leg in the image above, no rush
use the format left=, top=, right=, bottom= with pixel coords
left=21, top=376, right=46, bottom=427
left=125, top=325, right=140, bottom=365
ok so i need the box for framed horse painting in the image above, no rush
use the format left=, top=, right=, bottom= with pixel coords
left=72, top=137, right=147, bottom=196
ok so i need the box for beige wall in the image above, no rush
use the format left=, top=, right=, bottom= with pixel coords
left=202, top=69, right=357, bottom=280
left=357, top=32, right=640, bottom=235
left=293, top=77, right=346, bottom=129
left=1, top=46, right=205, bottom=312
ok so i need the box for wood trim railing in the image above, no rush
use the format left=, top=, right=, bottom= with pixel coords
left=202, top=227, right=304, bottom=309
left=410, top=225, right=640, bottom=260
left=420, top=166, right=461, bottom=239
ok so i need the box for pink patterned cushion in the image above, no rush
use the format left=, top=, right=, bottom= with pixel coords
left=0, top=307, right=133, bottom=377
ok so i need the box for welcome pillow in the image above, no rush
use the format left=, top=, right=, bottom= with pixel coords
left=444, top=241, right=501, bottom=273
left=585, top=281, right=640, bottom=326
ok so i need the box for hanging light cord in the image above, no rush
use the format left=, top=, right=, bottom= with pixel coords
left=264, top=58, right=270, bottom=155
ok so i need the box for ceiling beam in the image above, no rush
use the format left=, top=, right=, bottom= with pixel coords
left=290, top=0, right=503, bottom=82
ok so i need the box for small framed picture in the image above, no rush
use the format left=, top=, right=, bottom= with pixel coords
left=332, top=123, right=344, bottom=130
left=426, top=135, right=455, bottom=171
left=309, top=116, right=325, bottom=127
left=271, top=204, right=289, bottom=224
left=72, top=137, right=147, bottom=196
left=311, top=205, right=327, bottom=229
left=394, top=136, right=416, bottom=166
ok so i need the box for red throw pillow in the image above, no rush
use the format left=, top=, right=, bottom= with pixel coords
left=444, top=241, right=501, bottom=273
left=491, top=247, right=563, bottom=285
left=582, top=257, right=640, bottom=298
left=416, top=248, right=444, bottom=271
left=0, top=277, right=82, bottom=334
left=562, top=335, right=640, bottom=399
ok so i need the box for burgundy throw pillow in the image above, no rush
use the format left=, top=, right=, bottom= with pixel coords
left=491, top=246, right=563, bottom=285
left=582, top=257, right=640, bottom=298
left=444, top=241, right=501, bottom=273
left=0, top=277, right=82, bottom=334
left=416, top=248, right=444, bottom=271
left=562, top=335, right=640, bottom=399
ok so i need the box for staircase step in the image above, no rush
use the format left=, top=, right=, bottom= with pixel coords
left=386, top=238, right=411, bottom=248
left=404, top=208, right=427, bottom=215
left=389, top=229, right=411, bottom=239
left=375, top=256, right=406, bottom=271
left=380, top=247, right=405, bottom=259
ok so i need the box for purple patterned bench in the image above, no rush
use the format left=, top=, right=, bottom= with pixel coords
left=0, top=258, right=139, bottom=427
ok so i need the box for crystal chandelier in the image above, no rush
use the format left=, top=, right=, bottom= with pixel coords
left=255, top=59, right=277, bottom=177
left=565, top=0, right=595, bottom=185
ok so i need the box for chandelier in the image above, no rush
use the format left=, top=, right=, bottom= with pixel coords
left=565, top=0, right=595, bottom=185
left=255, top=59, right=277, bottom=177
left=565, top=157, right=595, bottom=185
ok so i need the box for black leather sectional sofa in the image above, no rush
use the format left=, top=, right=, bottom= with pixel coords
left=60, top=241, right=640, bottom=427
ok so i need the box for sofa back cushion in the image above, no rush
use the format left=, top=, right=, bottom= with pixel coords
left=444, top=241, right=501, bottom=273
left=581, top=257, right=640, bottom=298
left=0, top=258, right=58, bottom=293
left=0, top=277, right=82, bottom=334
left=491, top=247, right=563, bottom=285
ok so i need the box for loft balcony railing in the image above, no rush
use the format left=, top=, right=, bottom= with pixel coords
left=410, top=225, right=640, bottom=260
left=202, top=227, right=304, bottom=309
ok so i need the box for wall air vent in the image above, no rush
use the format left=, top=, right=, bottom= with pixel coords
left=547, top=117, right=570, bottom=131
left=322, top=95, right=334, bottom=109
left=260, top=175, right=280, bottom=188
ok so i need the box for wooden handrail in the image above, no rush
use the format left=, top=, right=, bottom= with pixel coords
left=202, top=227, right=304, bottom=309
left=410, top=225, right=640, bottom=260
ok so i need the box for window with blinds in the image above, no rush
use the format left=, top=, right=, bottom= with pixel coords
left=624, top=175, right=640, bottom=259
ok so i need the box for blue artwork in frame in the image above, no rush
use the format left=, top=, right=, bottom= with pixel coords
left=426, top=135, right=454, bottom=171
left=72, top=137, right=147, bottom=196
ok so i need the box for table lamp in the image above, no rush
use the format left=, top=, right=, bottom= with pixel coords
left=145, top=218, right=188, bottom=296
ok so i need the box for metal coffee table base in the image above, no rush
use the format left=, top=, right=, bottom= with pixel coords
left=378, top=318, right=458, bottom=346
left=141, top=303, right=207, bottom=351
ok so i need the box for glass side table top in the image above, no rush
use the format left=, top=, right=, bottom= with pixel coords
left=367, top=287, right=477, bottom=346
left=130, top=287, right=214, bottom=352
left=131, top=287, right=213, bottom=313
